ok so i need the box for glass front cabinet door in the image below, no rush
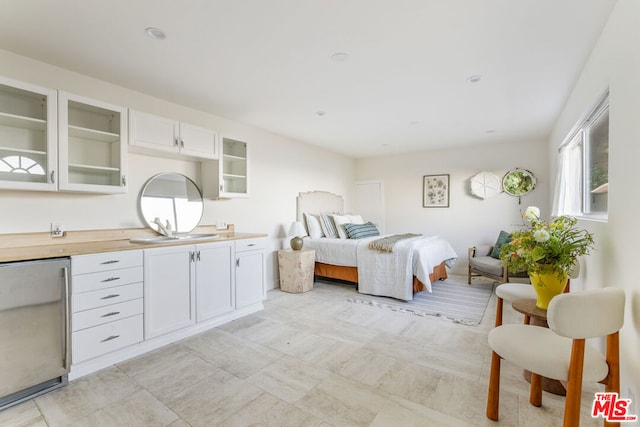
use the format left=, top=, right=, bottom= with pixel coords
left=0, top=76, right=57, bottom=191
left=58, top=92, right=128, bottom=193
left=202, top=136, right=248, bottom=199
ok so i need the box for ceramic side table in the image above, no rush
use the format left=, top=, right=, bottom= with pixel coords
left=277, top=249, right=315, bottom=293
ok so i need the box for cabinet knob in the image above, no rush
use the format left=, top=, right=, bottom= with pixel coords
left=180, top=139, right=185, bottom=148
left=174, top=137, right=179, bottom=147
left=50, top=170, right=55, bottom=184
left=122, top=175, right=127, bottom=186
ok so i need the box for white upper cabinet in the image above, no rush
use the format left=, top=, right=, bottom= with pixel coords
left=58, top=92, right=128, bottom=193
left=202, top=137, right=248, bottom=199
left=0, top=76, right=57, bottom=191
left=129, top=110, right=218, bottom=160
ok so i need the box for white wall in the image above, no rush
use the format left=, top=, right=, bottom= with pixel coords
left=355, top=139, right=550, bottom=275
left=0, top=49, right=356, bottom=290
left=547, top=0, right=640, bottom=403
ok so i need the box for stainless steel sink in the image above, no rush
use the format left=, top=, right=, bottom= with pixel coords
left=130, top=234, right=220, bottom=244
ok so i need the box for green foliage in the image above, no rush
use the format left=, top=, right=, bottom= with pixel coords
left=499, top=207, right=595, bottom=279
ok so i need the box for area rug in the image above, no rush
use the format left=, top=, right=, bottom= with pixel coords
left=347, top=277, right=495, bottom=326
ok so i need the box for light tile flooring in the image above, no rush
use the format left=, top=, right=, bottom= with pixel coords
left=1, top=276, right=603, bottom=427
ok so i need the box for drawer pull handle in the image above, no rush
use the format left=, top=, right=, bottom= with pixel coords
left=100, top=294, right=120, bottom=300
left=247, top=244, right=256, bottom=247
left=101, top=335, right=120, bottom=343
left=101, top=276, right=121, bottom=282
left=101, top=311, right=120, bottom=318
left=101, top=260, right=120, bottom=265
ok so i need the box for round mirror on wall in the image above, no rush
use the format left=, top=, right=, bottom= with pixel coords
left=502, top=169, right=536, bottom=197
left=139, top=173, right=203, bottom=234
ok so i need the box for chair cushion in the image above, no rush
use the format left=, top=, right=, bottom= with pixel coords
left=490, top=230, right=512, bottom=259
left=469, top=256, right=504, bottom=277
left=495, top=283, right=536, bottom=302
left=488, top=324, right=609, bottom=383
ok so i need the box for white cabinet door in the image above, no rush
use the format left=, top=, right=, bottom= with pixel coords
left=129, top=110, right=218, bottom=160
left=195, top=241, right=234, bottom=321
left=143, top=245, right=195, bottom=339
left=0, top=76, right=57, bottom=191
left=179, top=122, right=218, bottom=160
left=235, top=238, right=265, bottom=309
left=129, top=110, right=178, bottom=154
left=58, top=92, right=128, bottom=193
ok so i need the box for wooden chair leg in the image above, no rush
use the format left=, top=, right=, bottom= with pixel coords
left=529, top=373, right=542, bottom=407
left=604, top=332, right=620, bottom=427
left=524, top=314, right=531, bottom=325
left=486, top=351, right=501, bottom=421
left=495, top=297, right=503, bottom=327
left=563, top=339, right=586, bottom=427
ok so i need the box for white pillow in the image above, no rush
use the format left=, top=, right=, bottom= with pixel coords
left=349, top=214, right=364, bottom=225
left=332, top=214, right=364, bottom=239
left=304, top=213, right=324, bottom=239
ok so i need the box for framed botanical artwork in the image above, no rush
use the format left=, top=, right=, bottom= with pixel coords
left=423, top=174, right=450, bottom=208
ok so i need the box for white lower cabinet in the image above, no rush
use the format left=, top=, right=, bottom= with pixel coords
left=235, top=238, right=266, bottom=309
left=71, top=250, right=144, bottom=364
left=196, top=241, right=235, bottom=321
left=143, top=245, right=195, bottom=339
left=143, top=240, right=235, bottom=338
left=70, top=237, right=265, bottom=378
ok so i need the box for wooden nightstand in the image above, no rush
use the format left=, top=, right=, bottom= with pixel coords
left=277, top=249, right=315, bottom=293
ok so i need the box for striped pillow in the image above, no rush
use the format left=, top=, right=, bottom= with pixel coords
left=344, top=222, right=380, bottom=239
left=319, top=212, right=339, bottom=238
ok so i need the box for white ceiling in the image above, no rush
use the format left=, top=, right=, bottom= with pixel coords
left=0, top=0, right=616, bottom=158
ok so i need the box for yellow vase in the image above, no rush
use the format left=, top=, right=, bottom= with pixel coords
left=528, top=267, right=568, bottom=310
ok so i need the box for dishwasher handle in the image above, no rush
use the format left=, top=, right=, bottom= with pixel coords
left=63, top=266, right=71, bottom=370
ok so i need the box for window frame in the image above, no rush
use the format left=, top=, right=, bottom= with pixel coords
left=554, top=90, right=609, bottom=222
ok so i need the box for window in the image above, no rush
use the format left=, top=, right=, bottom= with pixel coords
left=553, top=92, right=609, bottom=220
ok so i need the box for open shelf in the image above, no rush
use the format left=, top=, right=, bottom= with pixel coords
left=68, top=125, right=120, bottom=143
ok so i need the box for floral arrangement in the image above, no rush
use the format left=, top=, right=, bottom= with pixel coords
left=499, top=206, right=595, bottom=279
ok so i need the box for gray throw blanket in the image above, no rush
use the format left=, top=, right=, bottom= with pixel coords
left=368, top=233, right=422, bottom=252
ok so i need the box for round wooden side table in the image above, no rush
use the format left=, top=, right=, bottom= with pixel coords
left=512, top=298, right=566, bottom=396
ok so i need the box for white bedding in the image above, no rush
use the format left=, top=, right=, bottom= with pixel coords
left=305, top=235, right=458, bottom=300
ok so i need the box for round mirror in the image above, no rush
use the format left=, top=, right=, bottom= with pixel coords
left=502, top=169, right=536, bottom=197
left=139, top=173, right=203, bottom=234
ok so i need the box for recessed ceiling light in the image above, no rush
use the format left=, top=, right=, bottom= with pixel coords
left=330, top=52, right=349, bottom=63
left=145, top=27, right=166, bottom=40
left=466, top=75, right=482, bottom=83
left=485, top=129, right=496, bottom=134
left=316, top=111, right=326, bottom=116
left=409, top=120, right=421, bottom=126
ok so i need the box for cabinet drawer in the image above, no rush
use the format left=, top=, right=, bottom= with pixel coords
left=72, top=314, right=143, bottom=363
left=72, top=250, right=142, bottom=275
left=235, top=238, right=266, bottom=252
left=72, top=298, right=143, bottom=332
left=73, top=266, right=143, bottom=294
left=72, top=283, right=143, bottom=313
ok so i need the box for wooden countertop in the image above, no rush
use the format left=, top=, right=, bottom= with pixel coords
left=0, top=225, right=267, bottom=263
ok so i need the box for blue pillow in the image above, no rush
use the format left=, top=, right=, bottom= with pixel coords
left=344, top=222, right=380, bottom=239
left=490, top=230, right=512, bottom=259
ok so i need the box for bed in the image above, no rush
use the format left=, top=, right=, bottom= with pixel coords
left=296, top=191, right=458, bottom=300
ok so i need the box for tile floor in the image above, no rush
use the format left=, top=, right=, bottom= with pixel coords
left=0, top=276, right=603, bottom=426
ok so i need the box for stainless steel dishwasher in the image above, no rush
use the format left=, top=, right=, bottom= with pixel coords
left=0, top=257, right=71, bottom=410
